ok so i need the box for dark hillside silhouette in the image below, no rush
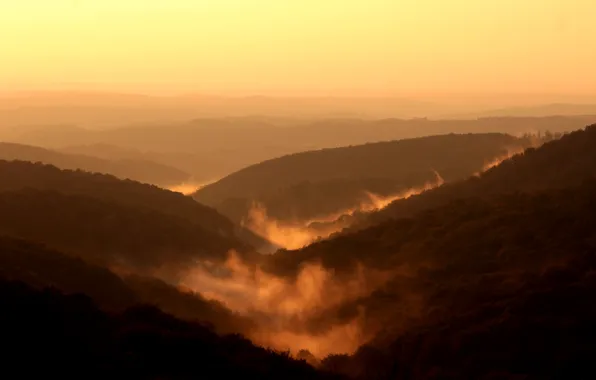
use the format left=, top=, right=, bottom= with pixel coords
left=0, top=189, right=252, bottom=270
left=0, top=236, right=252, bottom=334
left=0, top=236, right=136, bottom=309
left=0, top=280, right=344, bottom=379
left=0, top=160, right=267, bottom=249
left=195, top=133, right=529, bottom=222
left=2, top=120, right=596, bottom=378
left=262, top=181, right=596, bottom=378
left=359, top=124, right=596, bottom=228
left=0, top=141, right=190, bottom=186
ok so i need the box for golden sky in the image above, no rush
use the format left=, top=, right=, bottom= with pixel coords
left=2, top=0, right=595, bottom=96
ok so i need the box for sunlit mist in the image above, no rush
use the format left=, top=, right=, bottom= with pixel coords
left=243, top=171, right=445, bottom=250
left=474, top=136, right=553, bottom=176
left=242, top=204, right=326, bottom=251
left=167, top=180, right=213, bottom=195
left=359, top=171, right=445, bottom=211
left=179, top=250, right=390, bottom=357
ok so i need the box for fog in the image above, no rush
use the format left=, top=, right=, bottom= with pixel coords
left=177, top=250, right=392, bottom=358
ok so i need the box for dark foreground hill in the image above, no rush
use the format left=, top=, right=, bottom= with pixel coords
left=0, top=141, right=190, bottom=187
left=262, top=179, right=596, bottom=379
left=0, top=160, right=267, bottom=256
left=0, top=279, right=343, bottom=380
left=0, top=236, right=252, bottom=334
left=195, top=133, right=530, bottom=222
left=0, top=189, right=254, bottom=270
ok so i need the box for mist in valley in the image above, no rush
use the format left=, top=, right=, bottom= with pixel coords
left=2, top=0, right=596, bottom=379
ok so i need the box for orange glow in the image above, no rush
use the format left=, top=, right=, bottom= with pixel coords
left=3, top=1, right=596, bottom=96
left=180, top=251, right=390, bottom=357
left=475, top=136, right=553, bottom=176
left=250, top=309, right=367, bottom=359
left=358, top=171, right=445, bottom=211
left=167, top=180, right=213, bottom=195
left=242, top=203, right=346, bottom=251
left=243, top=171, right=445, bottom=250
left=477, top=148, right=526, bottom=174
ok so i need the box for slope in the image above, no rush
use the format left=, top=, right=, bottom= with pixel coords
left=261, top=181, right=596, bottom=379
left=0, top=279, right=343, bottom=379
left=6, top=115, right=593, bottom=185
left=0, top=189, right=251, bottom=270
left=361, top=123, right=596, bottom=228
left=0, top=141, right=190, bottom=187
left=317, top=182, right=596, bottom=379
left=0, top=160, right=266, bottom=250
left=0, top=236, right=252, bottom=334
left=195, top=133, right=528, bottom=223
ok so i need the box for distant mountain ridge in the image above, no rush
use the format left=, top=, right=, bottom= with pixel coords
left=0, top=141, right=190, bottom=187
left=3, top=115, right=594, bottom=183
left=464, top=103, right=596, bottom=118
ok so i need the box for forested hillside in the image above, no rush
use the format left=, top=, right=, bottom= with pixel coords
left=0, top=160, right=267, bottom=250
left=265, top=180, right=596, bottom=379
left=2, top=122, right=595, bottom=380
left=359, top=124, right=596, bottom=228
left=0, top=189, right=251, bottom=270
left=0, top=236, right=252, bottom=334
left=195, top=133, right=530, bottom=222
left=0, top=279, right=343, bottom=379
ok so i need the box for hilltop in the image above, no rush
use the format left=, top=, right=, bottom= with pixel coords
left=362, top=124, right=596, bottom=228
left=195, top=133, right=529, bottom=223
left=0, top=160, right=269, bottom=266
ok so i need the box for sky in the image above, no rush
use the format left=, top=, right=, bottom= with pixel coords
left=2, top=0, right=596, bottom=97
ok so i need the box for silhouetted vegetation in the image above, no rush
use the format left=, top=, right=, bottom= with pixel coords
left=0, top=279, right=344, bottom=379
left=123, top=275, right=255, bottom=335
left=0, top=189, right=251, bottom=269
left=0, top=236, right=136, bottom=309
left=196, top=133, right=531, bottom=222
left=0, top=236, right=253, bottom=334
left=357, top=124, right=596, bottom=229
left=265, top=178, right=596, bottom=378
left=0, top=159, right=267, bottom=250
left=3, top=119, right=596, bottom=378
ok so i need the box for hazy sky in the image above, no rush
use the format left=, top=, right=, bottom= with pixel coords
left=2, top=0, right=595, bottom=96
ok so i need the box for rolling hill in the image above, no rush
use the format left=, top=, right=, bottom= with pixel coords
left=236, top=124, right=596, bottom=378
left=3, top=115, right=594, bottom=184
left=315, top=181, right=596, bottom=379
left=0, top=189, right=251, bottom=270
left=0, top=160, right=269, bottom=264
left=4, top=118, right=596, bottom=378
left=0, top=141, right=190, bottom=187
left=0, top=279, right=343, bottom=379
left=0, top=236, right=252, bottom=334
left=359, top=123, right=596, bottom=228
left=265, top=124, right=596, bottom=275
left=262, top=179, right=596, bottom=379
left=194, top=133, right=535, bottom=223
